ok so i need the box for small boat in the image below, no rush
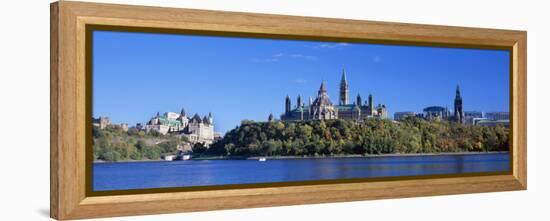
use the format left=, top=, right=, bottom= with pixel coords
left=163, top=155, right=175, bottom=161
left=258, top=157, right=267, bottom=162
left=174, top=151, right=192, bottom=161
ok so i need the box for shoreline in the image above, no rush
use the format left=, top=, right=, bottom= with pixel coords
left=245, top=151, right=509, bottom=160
left=93, top=151, right=509, bottom=163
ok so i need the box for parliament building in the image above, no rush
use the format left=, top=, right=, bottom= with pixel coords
left=280, top=69, right=388, bottom=122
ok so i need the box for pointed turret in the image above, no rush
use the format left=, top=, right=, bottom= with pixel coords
left=319, top=81, right=327, bottom=93
left=268, top=113, right=274, bottom=122
left=356, top=94, right=362, bottom=107
left=297, top=95, right=302, bottom=108
left=207, top=112, right=213, bottom=125
left=180, top=108, right=186, bottom=117
left=312, top=81, right=334, bottom=107
left=191, top=113, right=202, bottom=123
left=285, top=95, right=291, bottom=114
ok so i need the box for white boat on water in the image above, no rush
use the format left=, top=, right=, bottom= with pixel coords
left=258, top=157, right=267, bottom=162
left=163, top=155, right=175, bottom=161
left=182, top=155, right=191, bottom=160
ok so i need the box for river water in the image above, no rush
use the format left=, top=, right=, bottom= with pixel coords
left=93, top=152, right=510, bottom=191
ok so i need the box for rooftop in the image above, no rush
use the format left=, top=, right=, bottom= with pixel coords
left=423, top=106, right=447, bottom=112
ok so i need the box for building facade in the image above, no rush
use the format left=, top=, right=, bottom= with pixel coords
left=423, top=106, right=451, bottom=121
left=486, top=112, right=510, bottom=121
left=92, top=116, right=110, bottom=129
left=476, top=119, right=510, bottom=127
left=144, top=108, right=215, bottom=145
left=185, top=113, right=215, bottom=145
left=281, top=69, right=388, bottom=122
left=394, top=112, right=418, bottom=121
left=464, top=111, right=484, bottom=125
left=383, top=84, right=508, bottom=126
left=475, top=112, right=509, bottom=127
left=464, top=111, right=484, bottom=119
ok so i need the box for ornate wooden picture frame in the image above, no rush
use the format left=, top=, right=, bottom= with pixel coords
left=50, top=1, right=526, bottom=220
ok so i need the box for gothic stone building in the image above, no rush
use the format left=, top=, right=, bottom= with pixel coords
left=145, top=108, right=215, bottom=146
left=281, top=69, right=388, bottom=122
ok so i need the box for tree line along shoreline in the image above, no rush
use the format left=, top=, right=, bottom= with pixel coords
left=93, top=117, right=509, bottom=162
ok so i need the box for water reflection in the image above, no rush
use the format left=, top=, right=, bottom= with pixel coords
left=93, top=152, right=510, bottom=191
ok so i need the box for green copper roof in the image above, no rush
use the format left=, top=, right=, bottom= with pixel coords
left=290, top=104, right=365, bottom=112
left=158, top=116, right=182, bottom=126
left=335, top=104, right=362, bottom=110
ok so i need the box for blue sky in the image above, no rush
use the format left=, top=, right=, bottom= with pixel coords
left=93, top=30, right=510, bottom=133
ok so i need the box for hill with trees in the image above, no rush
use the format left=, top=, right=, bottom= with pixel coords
left=207, top=118, right=509, bottom=157
left=93, top=117, right=509, bottom=162
left=92, top=126, right=187, bottom=162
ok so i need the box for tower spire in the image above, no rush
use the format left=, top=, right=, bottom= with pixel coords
left=341, top=68, right=348, bottom=84
left=368, top=93, right=373, bottom=115
left=339, top=68, right=349, bottom=105
left=180, top=107, right=186, bottom=117
left=319, top=81, right=327, bottom=93
left=208, top=112, right=213, bottom=125
left=454, top=84, right=464, bottom=123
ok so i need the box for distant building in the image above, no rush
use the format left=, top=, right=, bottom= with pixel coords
left=92, top=117, right=129, bottom=131
left=486, top=112, right=509, bottom=121
left=281, top=69, right=388, bottom=122
left=464, top=111, right=484, bottom=125
left=185, top=113, right=215, bottom=145
left=120, top=123, right=128, bottom=132
left=420, top=84, right=465, bottom=123
left=464, top=111, right=484, bottom=118
left=135, top=123, right=143, bottom=130
left=476, top=119, right=510, bottom=127
left=145, top=110, right=187, bottom=135
left=423, top=106, right=450, bottom=121
left=471, top=112, right=509, bottom=127
left=394, top=112, right=417, bottom=121
left=145, top=108, right=215, bottom=146
left=472, top=117, right=488, bottom=125
left=92, top=116, right=110, bottom=129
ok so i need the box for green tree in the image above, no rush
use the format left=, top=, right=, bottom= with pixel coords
left=142, top=145, right=161, bottom=160
left=100, top=151, right=121, bottom=162
left=192, top=142, right=208, bottom=155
